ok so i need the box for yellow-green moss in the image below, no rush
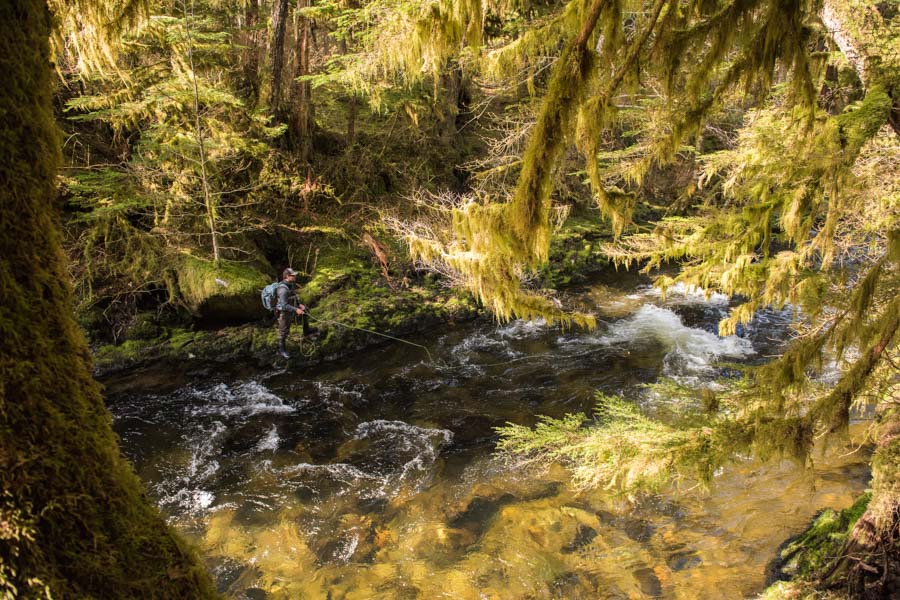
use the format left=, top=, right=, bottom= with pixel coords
left=175, top=253, right=271, bottom=320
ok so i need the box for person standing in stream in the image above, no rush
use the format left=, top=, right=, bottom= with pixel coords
left=275, top=267, right=317, bottom=358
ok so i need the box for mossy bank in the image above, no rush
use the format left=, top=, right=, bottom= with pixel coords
left=90, top=212, right=614, bottom=379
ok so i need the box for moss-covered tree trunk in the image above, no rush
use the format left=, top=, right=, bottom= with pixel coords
left=0, top=1, right=218, bottom=597
left=822, top=0, right=900, bottom=134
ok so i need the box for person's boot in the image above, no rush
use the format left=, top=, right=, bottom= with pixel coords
left=301, top=314, right=319, bottom=338
left=278, top=340, right=290, bottom=359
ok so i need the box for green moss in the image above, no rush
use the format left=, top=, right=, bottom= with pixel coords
left=836, top=86, right=892, bottom=155
left=175, top=253, right=271, bottom=321
left=539, top=211, right=612, bottom=288
left=777, top=492, right=872, bottom=580
left=168, top=329, right=198, bottom=350
left=127, top=312, right=163, bottom=340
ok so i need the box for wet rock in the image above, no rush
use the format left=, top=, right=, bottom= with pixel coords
left=239, top=588, right=268, bottom=600
left=355, top=496, right=389, bottom=515
left=426, top=525, right=479, bottom=560
left=448, top=493, right=516, bottom=538
left=596, top=510, right=655, bottom=542
left=311, top=514, right=376, bottom=565
left=93, top=270, right=480, bottom=379
left=549, top=571, right=595, bottom=598
left=666, top=550, right=702, bottom=571
left=446, top=415, right=499, bottom=449
left=632, top=567, right=663, bottom=597
left=220, top=422, right=278, bottom=456
left=561, top=524, right=599, bottom=553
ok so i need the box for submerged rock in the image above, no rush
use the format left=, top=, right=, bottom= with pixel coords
left=665, top=550, right=701, bottom=571
left=596, top=510, right=656, bottom=543
left=631, top=566, right=664, bottom=597
left=561, top=524, right=599, bottom=553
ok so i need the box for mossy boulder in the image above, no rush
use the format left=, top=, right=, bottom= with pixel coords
left=175, top=253, right=272, bottom=323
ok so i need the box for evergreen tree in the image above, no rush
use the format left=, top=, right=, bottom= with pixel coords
left=485, top=1, right=899, bottom=594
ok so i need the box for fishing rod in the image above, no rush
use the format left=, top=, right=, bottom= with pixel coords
left=305, top=313, right=433, bottom=363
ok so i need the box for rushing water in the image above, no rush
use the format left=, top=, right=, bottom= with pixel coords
left=107, top=276, right=870, bottom=599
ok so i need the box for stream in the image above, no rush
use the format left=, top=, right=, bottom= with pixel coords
left=107, top=273, right=871, bottom=599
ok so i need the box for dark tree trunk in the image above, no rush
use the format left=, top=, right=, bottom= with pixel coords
left=822, top=0, right=900, bottom=137
left=287, top=0, right=312, bottom=160
left=269, top=0, right=289, bottom=114
left=0, top=0, right=217, bottom=597
left=241, top=0, right=262, bottom=104
left=823, top=406, right=900, bottom=597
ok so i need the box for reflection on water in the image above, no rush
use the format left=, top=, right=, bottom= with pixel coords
left=108, top=279, right=869, bottom=599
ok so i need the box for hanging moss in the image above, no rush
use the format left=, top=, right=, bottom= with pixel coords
left=0, top=1, right=217, bottom=597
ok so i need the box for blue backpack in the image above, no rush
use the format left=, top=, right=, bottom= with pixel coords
left=261, top=282, right=286, bottom=311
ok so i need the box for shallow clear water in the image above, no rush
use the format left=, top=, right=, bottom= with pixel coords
left=107, top=276, right=870, bottom=599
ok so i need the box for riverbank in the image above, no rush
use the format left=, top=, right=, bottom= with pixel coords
left=89, top=211, right=616, bottom=379
left=92, top=275, right=481, bottom=380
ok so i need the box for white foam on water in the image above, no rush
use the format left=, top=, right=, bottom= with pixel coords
left=355, top=419, right=453, bottom=446
left=186, top=421, right=225, bottom=479
left=156, top=485, right=216, bottom=517
left=642, top=282, right=730, bottom=305
left=283, top=462, right=377, bottom=482
left=279, top=421, right=453, bottom=500
left=256, top=425, right=280, bottom=453
left=604, top=305, right=754, bottom=376
left=154, top=420, right=226, bottom=519
left=451, top=332, right=520, bottom=362
left=280, top=462, right=383, bottom=498
left=445, top=332, right=524, bottom=375
left=355, top=420, right=453, bottom=494
left=333, top=532, right=360, bottom=563
left=314, top=381, right=365, bottom=400
left=497, top=318, right=548, bottom=339
left=191, top=380, right=296, bottom=417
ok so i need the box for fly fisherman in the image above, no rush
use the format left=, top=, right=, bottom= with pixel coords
left=274, top=267, right=317, bottom=358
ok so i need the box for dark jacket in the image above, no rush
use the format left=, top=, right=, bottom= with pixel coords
left=275, top=281, right=300, bottom=314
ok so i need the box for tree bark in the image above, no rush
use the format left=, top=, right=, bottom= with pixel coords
left=288, top=0, right=313, bottom=160
left=185, top=0, right=220, bottom=263
left=241, top=0, right=262, bottom=104
left=821, top=0, right=900, bottom=136
left=0, top=0, right=217, bottom=597
left=823, top=406, right=900, bottom=597
left=269, top=0, right=289, bottom=114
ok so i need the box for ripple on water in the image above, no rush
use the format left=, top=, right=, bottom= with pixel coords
left=641, top=281, right=730, bottom=306
left=269, top=420, right=453, bottom=503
